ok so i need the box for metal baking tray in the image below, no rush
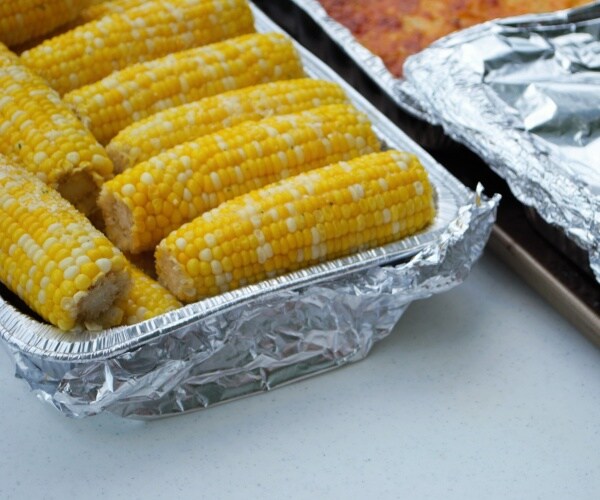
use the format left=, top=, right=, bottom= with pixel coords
left=255, top=0, right=600, bottom=343
left=0, top=5, right=497, bottom=418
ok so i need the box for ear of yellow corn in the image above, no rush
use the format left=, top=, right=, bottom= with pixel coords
left=107, top=79, right=349, bottom=173
left=0, top=158, right=130, bottom=331
left=79, top=0, right=147, bottom=24
left=156, top=150, right=436, bottom=302
left=0, top=0, right=91, bottom=47
left=64, top=32, right=305, bottom=145
left=0, top=53, right=114, bottom=215
left=98, top=104, right=381, bottom=254
left=101, top=264, right=181, bottom=327
left=20, top=0, right=255, bottom=95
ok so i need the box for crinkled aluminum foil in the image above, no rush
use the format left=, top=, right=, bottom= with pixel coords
left=400, top=4, right=600, bottom=282
left=0, top=6, right=499, bottom=419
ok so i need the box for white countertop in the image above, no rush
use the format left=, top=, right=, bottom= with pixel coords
left=1, top=251, right=599, bottom=499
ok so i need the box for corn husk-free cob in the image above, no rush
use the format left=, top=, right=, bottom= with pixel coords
left=0, top=0, right=91, bottom=47
left=103, top=264, right=181, bottom=327
left=99, top=104, right=381, bottom=254
left=21, top=0, right=255, bottom=95
left=107, top=79, right=349, bottom=172
left=0, top=46, right=114, bottom=215
left=64, top=32, right=305, bottom=145
left=0, top=159, right=130, bottom=331
left=156, top=150, right=436, bottom=302
left=79, top=0, right=147, bottom=24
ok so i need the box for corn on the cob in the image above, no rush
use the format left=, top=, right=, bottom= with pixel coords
left=0, top=55, right=114, bottom=215
left=107, top=79, right=349, bottom=173
left=79, top=0, right=147, bottom=23
left=156, top=150, right=436, bottom=302
left=20, top=0, right=255, bottom=95
left=0, top=159, right=130, bottom=331
left=101, top=264, right=180, bottom=327
left=99, top=104, right=381, bottom=254
left=0, top=0, right=91, bottom=47
left=64, top=32, right=305, bottom=145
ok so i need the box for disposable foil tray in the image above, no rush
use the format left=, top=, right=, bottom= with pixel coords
left=0, top=5, right=498, bottom=419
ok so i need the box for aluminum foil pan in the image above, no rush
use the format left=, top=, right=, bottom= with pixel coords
left=0, top=6, right=499, bottom=418
left=400, top=3, right=600, bottom=283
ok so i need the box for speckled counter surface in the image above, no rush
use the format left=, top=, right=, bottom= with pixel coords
left=0, top=252, right=599, bottom=500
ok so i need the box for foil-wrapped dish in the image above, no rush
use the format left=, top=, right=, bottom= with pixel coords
left=400, top=3, right=600, bottom=283
left=0, top=2, right=498, bottom=418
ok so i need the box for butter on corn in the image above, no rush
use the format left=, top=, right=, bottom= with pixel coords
left=0, top=47, right=114, bottom=215
left=0, top=159, right=130, bottom=331
left=63, top=32, right=305, bottom=145
left=156, top=150, right=436, bottom=302
left=107, top=79, right=349, bottom=172
left=20, top=0, right=255, bottom=95
left=99, top=104, right=381, bottom=254
left=0, top=0, right=91, bottom=47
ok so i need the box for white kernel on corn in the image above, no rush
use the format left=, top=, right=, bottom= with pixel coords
left=286, top=217, right=297, bottom=233
left=180, top=156, right=191, bottom=169
left=251, top=141, right=263, bottom=156
left=311, top=227, right=321, bottom=245
left=254, top=230, right=266, bottom=245
left=311, top=245, right=320, bottom=259
left=263, top=243, right=273, bottom=259
left=250, top=215, right=262, bottom=228
left=256, top=246, right=266, bottom=264
left=92, top=154, right=107, bottom=167
left=211, top=260, right=223, bottom=275
left=204, top=233, right=217, bottom=247
left=96, top=258, right=112, bottom=273
left=378, top=178, right=389, bottom=190
left=183, top=188, right=192, bottom=202
left=392, top=222, right=401, bottom=234
left=281, top=133, right=295, bottom=147
left=414, top=181, right=424, bottom=196
left=176, top=237, right=187, bottom=251
left=59, top=257, right=74, bottom=270
left=348, top=184, right=365, bottom=201
left=277, top=151, right=288, bottom=168
left=64, top=265, right=79, bottom=280
left=141, top=172, right=154, bottom=185
left=66, top=152, right=80, bottom=165
left=76, top=255, right=91, bottom=266
left=210, top=172, right=222, bottom=190
left=33, top=152, right=47, bottom=165
left=293, top=145, right=305, bottom=164
left=215, top=274, right=227, bottom=289
left=37, top=290, right=46, bottom=305
left=121, top=183, right=136, bottom=196
left=94, top=94, right=106, bottom=107
left=200, top=248, right=212, bottom=262
left=383, top=208, right=392, bottom=223
left=40, top=276, right=50, bottom=289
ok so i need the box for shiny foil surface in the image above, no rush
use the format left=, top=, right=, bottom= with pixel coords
left=0, top=6, right=499, bottom=418
left=400, top=3, right=600, bottom=282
